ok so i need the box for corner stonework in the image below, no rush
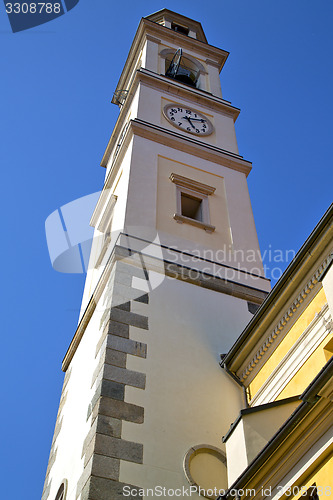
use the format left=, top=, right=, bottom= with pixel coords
left=76, top=258, right=150, bottom=500
left=42, top=367, right=72, bottom=500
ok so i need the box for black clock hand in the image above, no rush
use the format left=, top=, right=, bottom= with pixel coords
left=183, top=116, right=195, bottom=128
left=186, top=118, right=206, bottom=122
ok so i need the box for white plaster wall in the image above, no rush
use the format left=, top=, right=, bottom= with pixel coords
left=142, top=39, right=159, bottom=73
left=120, top=274, right=253, bottom=493
left=80, top=140, right=134, bottom=319
left=46, top=288, right=107, bottom=500
left=322, top=263, right=333, bottom=317
left=135, top=83, right=239, bottom=154
left=225, top=419, right=248, bottom=487
left=124, top=135, right=267, bottom=282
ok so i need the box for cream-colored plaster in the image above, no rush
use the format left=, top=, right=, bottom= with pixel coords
left=142, top=39, right=159, bottom=73
left=156, top=155, right=231, bottom=250
left=243, top=401, right=300, bottom=461
left=135, top=84, right=240, bottom=152
left=225, top=400, right=300, bottom=487
left=80, top=141, right=133, bottom=317
left=122, top=136, right=267, bottom=288
left=120, top=274, right=253, bottom=492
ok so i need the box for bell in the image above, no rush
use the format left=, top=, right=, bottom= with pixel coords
left=165, top=48, right=199, bottom=87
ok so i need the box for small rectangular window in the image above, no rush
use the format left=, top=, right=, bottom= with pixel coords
left=181, top=193, right=203, bottom=221
left=170, top=173, right=215, bottom=233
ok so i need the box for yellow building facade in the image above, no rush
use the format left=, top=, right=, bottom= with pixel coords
left=222, top=204, right=333, bottom=500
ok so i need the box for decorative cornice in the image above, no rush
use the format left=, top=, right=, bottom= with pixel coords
left=170, top=173, right=216, bottom=195
left=146, top=34, right=161, bottom=44
left=131, top=119, right=252, bottom=176
left=239, top=256, right=332, bottom=383
left=137, top=68, right=240, bottom=118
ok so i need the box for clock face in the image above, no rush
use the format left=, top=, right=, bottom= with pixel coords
left=163, top=104, right=214, bottom=136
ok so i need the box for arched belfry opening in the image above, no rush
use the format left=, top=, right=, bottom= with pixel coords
left=165, top=48, right=200, bottom=87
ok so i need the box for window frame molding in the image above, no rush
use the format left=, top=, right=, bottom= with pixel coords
left=170, top=173, right=215, bottom=233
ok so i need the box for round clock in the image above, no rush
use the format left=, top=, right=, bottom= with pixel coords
left=163, top=104, right=214, bottom=136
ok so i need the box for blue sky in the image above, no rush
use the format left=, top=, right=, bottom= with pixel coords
left=1, top=1, right=332, bottom=498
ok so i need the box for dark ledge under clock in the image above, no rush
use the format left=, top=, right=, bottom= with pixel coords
left=173, top=213, right=215, bottom=233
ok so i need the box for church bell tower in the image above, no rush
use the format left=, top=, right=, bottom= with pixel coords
left=42, top=10, right=270, bottom=500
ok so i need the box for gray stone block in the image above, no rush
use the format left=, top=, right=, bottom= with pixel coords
left=87, top=380, right=125, bottom=420
left=105, top=348, right=127, bottom=368
left=92, top=347, right=128, bottom=387
left=104, top=319, right=130, bottom=338
left=98, top=396, right=144, bottom=423
left=96, top=415, right=122, bottom=438
left=115, top=260, right=149, bottom=280
left=51, top=416, right=63, bottom=446
left=113, top=301, right=131, bottom=312
left=104, top=364, right=146, bottom=389
left=62, top=366, right=72, bottom=391
left=45, top=446, right=57, bottom=478
left=76, top=456, right=93, bottom=498
left=81, top=476, right=142, bottom=500
left=113, top=269, right=133, bottom=287
left=94, top=433, right=143, bottom=463
left=109, top=308, right=148, bottom=330
left=134, top=293, right=149, bottom=304
left=109, top=282, right=149, bottom=302
left=100, top=379, right=125, bottom=400
left=91, top=454, right=120, bottom=480
left=56, top=390, right=67, bottom=417
left=114, top=245, right=132, bottom=259
left=82, top=420, right=98, bottom=458
left=106, top=335, right=147, bottom=358
left=95, top=330, right=108, bottom=358
left=99, top=307, right=111, bottom=330
left=83, top=434, right=95, bottom=467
